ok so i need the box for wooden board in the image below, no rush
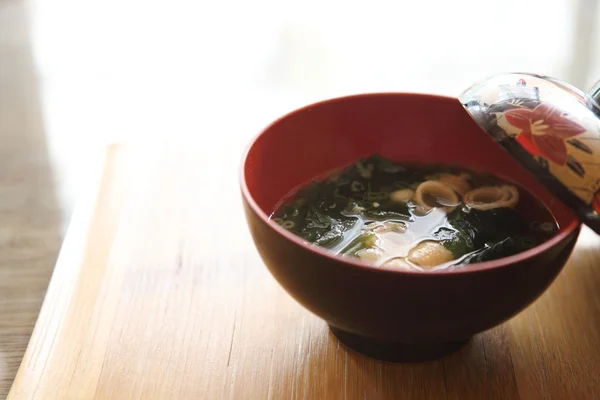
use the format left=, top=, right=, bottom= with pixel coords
left=8, top=142, right=600, bottom=399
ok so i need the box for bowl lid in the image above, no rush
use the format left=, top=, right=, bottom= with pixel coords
left=460, top=73, right=600, bottom=234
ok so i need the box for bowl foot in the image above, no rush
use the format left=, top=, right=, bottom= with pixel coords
left=329, top=325, right=469, bottom=363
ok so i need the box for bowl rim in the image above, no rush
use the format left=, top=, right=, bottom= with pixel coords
left=240, top=92, right=581, bottom=276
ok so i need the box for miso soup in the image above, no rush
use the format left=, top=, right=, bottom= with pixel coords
left=270, top=154, right=558, bottom=271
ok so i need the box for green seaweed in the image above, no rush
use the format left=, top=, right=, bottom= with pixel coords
left=449, top=208, right=529, bottom=249
left=272, top=154, right=555, bottom=267
left=369, top=154, right=406, bottom=174
left=458, top=236, right=538, bottom=264
left=433, top=227, right=474, bottom=258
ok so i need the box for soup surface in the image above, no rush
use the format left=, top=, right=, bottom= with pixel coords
left=270, top=154, right=558, bottom=271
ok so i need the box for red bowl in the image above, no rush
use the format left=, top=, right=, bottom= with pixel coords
left=240, top=93, right=581, bottom=362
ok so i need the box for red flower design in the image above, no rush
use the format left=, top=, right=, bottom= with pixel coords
left=504, top=103, right=586, bottom=165
left=594, top=191, right=600, bottom=214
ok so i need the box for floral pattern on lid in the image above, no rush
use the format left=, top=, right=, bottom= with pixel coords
left=503, top=104, right=587, bottom=166
left=460, top=73, right=600, bottom=233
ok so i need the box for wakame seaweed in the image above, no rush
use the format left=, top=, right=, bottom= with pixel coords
left=449, top=208, right=530, bottom=249
left=271, top=154, right=557, bottom=269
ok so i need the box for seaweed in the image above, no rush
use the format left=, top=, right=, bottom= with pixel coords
left=272, top=153, right=555, bottom=267
left=368, top=154, right=406, bottom=174
left=449, top=208, right=528, bottom=249
left=459, top=235, right=538, bottom=264
left=460, top=238, right=519, bottom=264
left=433, top=227, right=474, bottom=258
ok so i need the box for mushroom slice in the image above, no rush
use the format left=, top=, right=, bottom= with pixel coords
left=383, top=257, right=416, bottom=271
left=501, top=185, right=519, bottom=208
left=407, top=241, right=454, bottom=269
left=373, top=220, right=408, bottom=234
left=390, top=188, right=414, bottom=203
left=464, top=185, right=519, bottom=210
left=439, top=173, right=472, bottom=197
left=414, top=181, right=461, bottom=213
left=357, top=248, right=381, bottom=263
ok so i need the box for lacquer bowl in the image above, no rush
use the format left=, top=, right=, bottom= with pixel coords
left=240, top=93, right=581, bottom=362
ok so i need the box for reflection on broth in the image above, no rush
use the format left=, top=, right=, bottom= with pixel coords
left=270, top=155, right=558, bottom=271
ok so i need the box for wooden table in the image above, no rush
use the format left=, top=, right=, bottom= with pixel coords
left=8, top=143, right=600, bottom=399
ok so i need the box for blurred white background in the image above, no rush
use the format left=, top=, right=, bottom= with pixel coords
left=16, top=0, right=599, bottom=212
left=0, top=0, right=598, bottom=234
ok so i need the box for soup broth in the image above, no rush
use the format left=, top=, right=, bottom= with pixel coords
left=270, top=154, right=558, bottom=271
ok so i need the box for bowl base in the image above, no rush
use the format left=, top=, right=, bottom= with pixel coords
left=329, top=325, right=469, bottom=363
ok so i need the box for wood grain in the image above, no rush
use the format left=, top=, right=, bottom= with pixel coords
left=6, top=142, right=600, bottom=399
left=0, top=1, right=68, bottom=397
